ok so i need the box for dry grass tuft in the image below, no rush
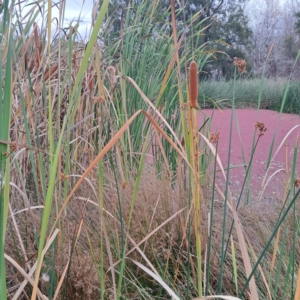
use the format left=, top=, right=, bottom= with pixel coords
left=6, top=156, right=297, bottom=299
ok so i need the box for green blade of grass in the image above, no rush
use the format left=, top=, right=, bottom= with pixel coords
left=231, top=235, right=238, bottom=295
left=0, top=4, right=13, bottom=296
left=217, top=68, right=237, bottom=294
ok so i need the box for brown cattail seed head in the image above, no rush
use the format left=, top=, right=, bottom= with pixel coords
left=33, top=22, right=42, bottom=56
left=44, top=63, right=59, bottom=81
left=189, top=60, right=198, bottom=109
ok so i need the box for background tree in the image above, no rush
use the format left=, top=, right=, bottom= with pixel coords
left=246, top=0, right=300, bottom=78
left=295, top=11, right=300, bottom=34
left=203, top=3, right=252, bottom=79
left=102, top=0, right=253, bottom=79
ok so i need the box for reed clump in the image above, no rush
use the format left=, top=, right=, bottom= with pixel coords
left=1, top=1, right=300, bottom=300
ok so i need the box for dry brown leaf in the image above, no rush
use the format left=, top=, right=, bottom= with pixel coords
left=294, top=265, right=300, bottom=300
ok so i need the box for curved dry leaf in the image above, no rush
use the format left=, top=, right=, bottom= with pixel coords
left=258, top=124, right=299, bottom=201
left=199, top=132, right=226, bottom=178
left=193, top=296, right=242, bottom=300
left=130, top=259, right=180, bottom=300
left=125, top=76, right=186, bottom=155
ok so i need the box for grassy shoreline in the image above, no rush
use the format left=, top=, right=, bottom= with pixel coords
left=199, top=78, right=300, bottom=114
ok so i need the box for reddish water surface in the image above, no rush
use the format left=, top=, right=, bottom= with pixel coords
left=199, top=109, right=300, bottom=201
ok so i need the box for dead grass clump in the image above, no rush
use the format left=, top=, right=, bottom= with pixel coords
left=204, top=192, right=297, bottom=297
left=4, top=157, right=300, bottom=299
left=34, top=166, right=186, bottom=298
left=65, top=253, right=100, bottom=299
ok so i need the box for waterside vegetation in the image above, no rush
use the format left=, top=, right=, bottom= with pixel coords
left=0, top=1, right=299, bottom=299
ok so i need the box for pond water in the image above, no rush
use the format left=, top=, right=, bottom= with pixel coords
left=198, top=109, right=300, bottom=202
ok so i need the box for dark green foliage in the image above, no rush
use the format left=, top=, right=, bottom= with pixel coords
left=103, top=0, right=253, bottom=79
left=198, top=78, right=300, bottom=114
left=283, top=35, right=300, bottom=59
left=203, top=5, right=252, bottom=79
left=275, top=83, right=300, bottom=114
left=295, top=11, right=300, bottom=34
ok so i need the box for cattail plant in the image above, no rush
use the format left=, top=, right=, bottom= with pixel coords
left=188, top=60, right=202, bottom=296
left=189, top=60, right=198, bottom=109
left=33, top=22, right=42, bottom=67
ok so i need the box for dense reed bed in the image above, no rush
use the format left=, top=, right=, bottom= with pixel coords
left=199, top=78, right=300, bottom=114
left=0, top=1, right=299, bottom=299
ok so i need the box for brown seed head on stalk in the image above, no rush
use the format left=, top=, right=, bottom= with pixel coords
left=29, top=58, right=35, bottom=72
left=92, top=95, right=105, bottom=103
left=255, top=122, right=267, bottom=137
left=33, top=22, right=42, bottom=57
left=66, top=26, right=76, bottom=40
left=108, top=66, right=116, bottom=91
left=233, top=57, right=247, bottom=74
left=24, top=54, right=28, bottom=71
left=295, top=178, right=300, bottom=188
left=44, top=63, right=59, bottom=81
left=189, top=60, right=198, bottom=109
left=9, top=142, right=18, bottom=152
left=209, top=132, right=220, bottom=144
left=72, top=50, right=77, bottom=65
